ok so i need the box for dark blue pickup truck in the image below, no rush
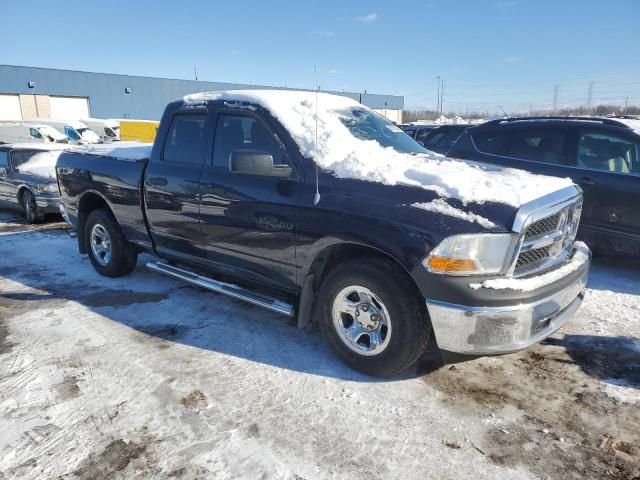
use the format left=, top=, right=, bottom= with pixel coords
left=56, top=90, right=590, bottom=376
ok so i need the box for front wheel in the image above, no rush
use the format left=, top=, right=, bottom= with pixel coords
left=85, top=209, right=138, bottom=277
left=317, top=258, right=431, bottom=377
left=22, top=190, right=43, bottom=224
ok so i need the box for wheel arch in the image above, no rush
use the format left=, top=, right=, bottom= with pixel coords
left=76, top=190, right=115, bottom=254
left=297, top=241, right=424, bottom=329
left=16, top=184, right=35, bottom=204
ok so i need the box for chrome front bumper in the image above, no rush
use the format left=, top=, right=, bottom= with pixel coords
left=426, top=266, right=588, bottom=355
left=35, top=195, right=61, bottom=213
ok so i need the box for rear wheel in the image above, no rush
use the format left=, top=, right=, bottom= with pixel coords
left=317, top=258, right=430, bottom=377
left=85, top=209, right=138, bottom=277
left=22, top=190, right=43, bottom=224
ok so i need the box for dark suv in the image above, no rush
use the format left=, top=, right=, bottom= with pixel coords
left=448, top=117, right=640, bottom=256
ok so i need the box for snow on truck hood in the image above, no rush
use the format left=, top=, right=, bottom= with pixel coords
left=184, top=90, right=574, bottom=209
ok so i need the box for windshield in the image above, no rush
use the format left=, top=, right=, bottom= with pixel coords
left=77, top=127, right=100, bottom=142
left=38, top=125, right=66, bottom=141
left=11, top=150, right=62, bottom=179
left=339, top=108, right=427, bottom=154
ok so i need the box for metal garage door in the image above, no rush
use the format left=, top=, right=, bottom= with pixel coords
left=0, top=94, right=22, bottom=120
left=49, top=96, right=90, bottom=119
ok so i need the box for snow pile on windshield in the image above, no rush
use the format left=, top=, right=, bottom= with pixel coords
left=70, top=142, right=153, bottom=160
left=184, top=90, right=574, bottom=207
left=15, top=151, right=63, bottom=179
left=469, top=241, right=590, bottom=291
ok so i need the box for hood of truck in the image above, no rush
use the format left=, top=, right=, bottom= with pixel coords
left=329, top=175, right=519, bottom=236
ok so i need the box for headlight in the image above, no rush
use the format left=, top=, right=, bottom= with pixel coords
left=424, top=233, right=515, bottom=275
left=36, top=183, right=58, bottom=194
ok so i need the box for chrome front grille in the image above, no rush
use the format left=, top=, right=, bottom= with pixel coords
left=515, top=245, right=552, bottom=274
left=524, top=213, right=561, bottom=239
left=513, top=199, right=582, bottom=277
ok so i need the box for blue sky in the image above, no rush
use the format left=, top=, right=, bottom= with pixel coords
left=2, top=0, right=639, bottom=113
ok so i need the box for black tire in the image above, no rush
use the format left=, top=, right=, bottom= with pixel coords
left=317, top=258, right=430, bottom=377
left=85, top=209, right=138, bottom=277
left=22, top=190, right=43, bottom=224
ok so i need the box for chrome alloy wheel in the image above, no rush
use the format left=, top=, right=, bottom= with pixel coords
left=90, top=224, right=112, bottom=266
left=332, top=285, right=392, bottom=356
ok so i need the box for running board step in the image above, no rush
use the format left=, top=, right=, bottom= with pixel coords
left=146, top=261, right=295, bottom=317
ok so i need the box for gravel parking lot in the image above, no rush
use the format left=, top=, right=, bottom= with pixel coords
left=0, top=212, right=639, bottom=480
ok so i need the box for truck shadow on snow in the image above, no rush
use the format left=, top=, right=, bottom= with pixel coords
left=543, top=335, right=640, bottom=389
left=0, top=230, right=638, bottom=386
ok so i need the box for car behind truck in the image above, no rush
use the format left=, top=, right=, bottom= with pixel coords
left=56, top=90, right=590, bottom=376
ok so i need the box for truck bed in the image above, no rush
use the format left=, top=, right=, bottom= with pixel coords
left=56, top=146, right=152, bottom=250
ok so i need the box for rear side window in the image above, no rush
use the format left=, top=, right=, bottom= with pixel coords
left=424, top=127, right=466, bottom=149
left=473, top=130, right=509, bottom=155
left=578, top=131, right=640, bottom=174
left=29, top=128, right=42, bottom=139
left=474, top=127, right=567, bottom=164
left=163, top=114, right=207, bottom=164
left=415, top=128, right=432, bottom=144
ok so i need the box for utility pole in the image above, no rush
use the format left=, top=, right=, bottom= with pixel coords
left=586, top=81, right=595, bottom=114
left=624, top=96, right=629, bottom=114
left=194, top=66, right=198, bottom=81
left=440, top=79, right=445, bottom=116
left=552, top=84, right=559, bottom=115
left=436, top=76, right=441, bottom=117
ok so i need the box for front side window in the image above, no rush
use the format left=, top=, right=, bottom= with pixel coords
left=578, top=131, right=639, bottom=174
left=339, top=108, right=426, bottom=154
left=212, top=114, right=287, bottom=169
left=29, top=128, right=42, bottom=139
left=0, top=151, right=7, bottom=168
left=163, top=114, right=207, bottom=164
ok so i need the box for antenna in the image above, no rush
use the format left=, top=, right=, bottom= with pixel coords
left=499, top=105, right=509, bottom=118
left=313, top=65, right=321, bottom=206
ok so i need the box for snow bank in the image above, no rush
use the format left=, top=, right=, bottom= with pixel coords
left=412, top=199, right=496, bottom=228
left=70, top=142, right=153, bottom=160
left=469, top=242, right=590, bottom=291
left=184, top=90, right=573, bottom=207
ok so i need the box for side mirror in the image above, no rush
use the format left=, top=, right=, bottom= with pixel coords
left=0, top=167, right=7, bottom=176
left=229, top=150, right=292, bottom=178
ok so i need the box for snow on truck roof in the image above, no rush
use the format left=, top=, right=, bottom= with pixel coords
left=184, top=89, right=573, bottom=208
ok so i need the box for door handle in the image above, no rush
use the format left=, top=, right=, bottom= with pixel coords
left=579, top=177, right=596, bottom=186
left=147, top=177, right=168, bottom=187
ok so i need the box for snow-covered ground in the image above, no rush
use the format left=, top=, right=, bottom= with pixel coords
left=0, top=215, right=638, bottom=479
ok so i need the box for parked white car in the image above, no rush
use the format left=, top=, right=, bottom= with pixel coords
left=26, top=119, right=100, bottom=144
left=0, top=123, right=68, bottom=145
left=81, top=118, right=120, bottom=142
